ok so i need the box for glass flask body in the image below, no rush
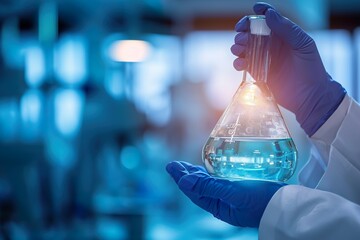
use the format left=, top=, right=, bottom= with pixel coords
left=202, top=16, right=297, bottom=182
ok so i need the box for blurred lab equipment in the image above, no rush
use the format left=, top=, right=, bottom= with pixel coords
left=203, top=16, right=297, bottom=181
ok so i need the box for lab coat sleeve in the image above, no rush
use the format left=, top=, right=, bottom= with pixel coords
left=259, top=185, right=360, bottom=240
left=259, top=95, right=360, bottom=240
left=297, top=95, right=351, bottom=187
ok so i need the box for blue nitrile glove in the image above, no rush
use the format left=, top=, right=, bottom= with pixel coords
left=166, top=161, right=286, bottom=228
left=231, top=2, right=346, bottom=136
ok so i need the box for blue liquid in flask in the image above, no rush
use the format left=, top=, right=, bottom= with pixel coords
left=203, top=137, right=297, bottom=182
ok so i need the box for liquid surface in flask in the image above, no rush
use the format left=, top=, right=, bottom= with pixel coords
left=203, top=137, right=297, bottom=181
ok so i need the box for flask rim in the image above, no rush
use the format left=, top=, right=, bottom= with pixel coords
left=248, top=15, right=266, bottom=20
left=248, top=15, right=270, bottom=36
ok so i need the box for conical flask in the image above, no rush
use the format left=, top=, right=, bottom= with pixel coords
left=202, top=15, right=297, bottom=182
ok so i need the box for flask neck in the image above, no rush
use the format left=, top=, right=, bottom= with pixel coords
left=247, top=33, right=271, bottom=83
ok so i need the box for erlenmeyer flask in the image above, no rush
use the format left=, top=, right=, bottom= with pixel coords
left=202, top=15, right=297, bottom=182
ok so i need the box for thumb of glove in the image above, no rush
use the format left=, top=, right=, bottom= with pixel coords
left=266, top=9, right=313, bottom=51
left=253, top=3, right=313, bottom=51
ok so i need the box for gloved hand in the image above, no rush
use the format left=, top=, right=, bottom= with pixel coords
left=166, top=161, right=286, bottom=228
left=231, top=2, right=346, bottom=136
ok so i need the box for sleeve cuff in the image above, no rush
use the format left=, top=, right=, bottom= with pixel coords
left=311, top=95, right=351, bottom=146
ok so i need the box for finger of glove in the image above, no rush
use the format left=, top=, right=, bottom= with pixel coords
left=177, top=161, right=208, bottom=174
left=166, top=161, right=189, bottom=184
left=180, top=187, right=233, bottom=223
left=181, top=186, right=249, bottom=227
left=253, top=2, right=275, bottom=15
left=253, top=3, right=311, bottom=50
left=234, top=32, right=248, bottom=45
left=231, top=44, right=246, bottom=57
left=178, top=173, right=239, bottom=202
left=235, top=16, right=249, bottom=32
left=233, top=58, right=247, bottom=71
left=184, top=190, right=224, bottom=216
left=189, top=193, right=240, bottom=226
left=265, top=8, right=310, bottom=50
left=177, top=174, right=277, bottom=208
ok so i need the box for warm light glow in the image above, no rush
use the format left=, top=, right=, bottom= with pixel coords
left=109, top=40, right=151, bottom=62
left=240, top=84, right=258, bottom=106
left=242, top=91, right=256, bottom=105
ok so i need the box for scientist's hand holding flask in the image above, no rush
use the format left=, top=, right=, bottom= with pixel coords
left=166, top=161, right=285, bottom=227
left=232, top=2, right=346, bottom=136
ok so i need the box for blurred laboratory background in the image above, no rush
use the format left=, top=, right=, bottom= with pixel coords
left=0, top=0, right=360, bottom=239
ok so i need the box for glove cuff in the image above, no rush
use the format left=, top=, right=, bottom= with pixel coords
left=297, top=80, right=346, bottom=136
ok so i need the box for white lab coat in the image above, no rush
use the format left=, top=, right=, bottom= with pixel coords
left=259, top=95, right=360, bottom=240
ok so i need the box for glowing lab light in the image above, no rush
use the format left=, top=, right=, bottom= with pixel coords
left=54, top=89, right=84, bottom=137
left=20, top=89, right=42, bottom=142
left=24, top=46, right=46, bottom=87
left=108, top=40, right=151, bottom=62
left=104, top=69, right=124, bottom=99
left=20, top=89, right=42, bottom=124
left=54, top=35, right=87, bottom=86
left=120, top=145, right=141, bottom=170
left=0, top=99, right=18, bottom=141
